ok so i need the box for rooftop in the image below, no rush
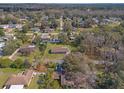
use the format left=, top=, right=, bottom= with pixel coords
left=5, top=70, right=34, bottom=86
left=50, top=47, right=69, bottom=54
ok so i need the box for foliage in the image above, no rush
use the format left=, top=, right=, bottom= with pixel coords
left=0, top=28, right=5, bottom=36
left=62, top=52, right=86, bottom=73
left=22, top=24, right=30, bottom=33
left=0, top=58, right=13, bottom=68
left=3, top=40, right=21, bottom=56
left=49, top=80, right=61, bottom=89
left=58, top=33, right=70, bottom=44
left=38, top=72, right=61, bottom=89
left=63, top=20, right=72, bottom=32
left=10, top=58, right=23, bottom=68
left=15, top=32, right=28, bottom=44
left=20, top=59, right=31, bottom=69
left=95, top=72, right=117, bottom=89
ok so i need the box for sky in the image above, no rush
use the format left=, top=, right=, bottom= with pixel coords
left=0, top=0, right=124, bottom=3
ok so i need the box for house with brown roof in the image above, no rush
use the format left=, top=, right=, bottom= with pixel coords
left=49, top=47, right=69, bottom=54
left=4, top=70, right=34, bottom=89
left=18, top=45, right=35, bottom=56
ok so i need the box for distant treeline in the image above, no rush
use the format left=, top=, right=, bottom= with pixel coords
left=0, top=3, right=124, bottom=11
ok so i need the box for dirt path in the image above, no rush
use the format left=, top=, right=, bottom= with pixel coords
left=8, top=48, right=20, bottom=61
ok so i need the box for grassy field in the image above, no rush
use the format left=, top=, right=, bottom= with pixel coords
left=0, top=68, right=23, bottom=89
left=0, top=68, right=23, bottom=73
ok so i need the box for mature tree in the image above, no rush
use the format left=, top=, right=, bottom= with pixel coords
left=40, top=20, right=47, bottom=30
left=95, top=72, right=117, bottom=89
left=0, top=28, right=5, bottom=36
left=63, top=20, right=72, bottom=32
left=49, top=19, right=59, bottom=29
left=32, top=35, right=41, bottom=45
left=21, top=59, right=31, bottom=69
left=39, top=43, right=47, bottom=54
left=22, top=23, right=30, bottom=33
left=3, top=40, right=21, bottom=56
left=62, top=52, right=87, bottom=73
left=15, top=32, right=28, bottom=44
left=38, top=72, right=53, bottom=89
left=10, top=58, right=23, bottom=68
left=58, top=33, right=70, bottom=44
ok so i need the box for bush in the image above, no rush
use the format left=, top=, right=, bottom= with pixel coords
left=10, top=58, right=23, bottom=68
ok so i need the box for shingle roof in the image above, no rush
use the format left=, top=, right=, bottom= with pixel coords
left=5, top=75, right=27, bottom=85
left=50, top=47, right=69, bottom=54
left=5, top=70, right=33, bottom=86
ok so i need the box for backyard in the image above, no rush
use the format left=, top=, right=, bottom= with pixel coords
left=41, top=43, right=75, bottom=63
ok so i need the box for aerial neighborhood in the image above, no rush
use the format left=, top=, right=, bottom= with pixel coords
left=0, top=4, right=124, bottom=89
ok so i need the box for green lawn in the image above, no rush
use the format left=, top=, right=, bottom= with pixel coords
left=0, top=68, right=23, bottom=73
left=0, top=68, right=23, bottom=89
left=0, top=73, right=10, bottom=88
left=41, top=43, right=74, bottom=63
left=27, top=75, right=39, bottom=89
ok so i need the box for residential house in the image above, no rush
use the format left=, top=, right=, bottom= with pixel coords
left=0, top=24, right=23, bottom=29
left=49, top=39, right=62, bottom=43
left=43, top=28, right=54, bottom=33
left=49, top=47, right=69, bottom=54
left=41, top=33, right=51, bottom=42
left=4, top=70, right=34, bottom=89
left=41, top=27, right=54, bottom=33
left=31, top=27, right=40, bottom=32
left=18, top=45, right=35, bottom=56
left=0, top=25, right=9, bottom=29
